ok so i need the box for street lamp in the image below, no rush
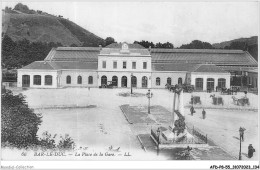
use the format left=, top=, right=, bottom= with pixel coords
left=239, top=128, right=243, bottom=160
left=131, top=73, right=133, bottom=94
left=146, top=89, right=153, bottom=114
left=156, top=127, right=160, bottom=156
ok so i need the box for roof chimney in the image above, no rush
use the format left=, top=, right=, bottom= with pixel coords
left=99, top=45, right=102, bottom=50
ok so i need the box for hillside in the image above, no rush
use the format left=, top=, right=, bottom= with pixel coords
left=2, top=10, right=104, bottom=46
left=213, top=36, right=258, bottom=61
left=212, top=36, right=257, bottom=49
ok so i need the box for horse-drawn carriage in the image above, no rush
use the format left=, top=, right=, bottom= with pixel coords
left=181, top=84, right=194, bottom=93
left=232, top=96, right=250, bottom=106
left=220, top=86, right=239, bottom=95
left=99, top=81, right=116, bottom=88
left=165, top=83, right=194, bottom=93
left=210, top=94, right=224, bottom=105
left=189, top=96, right=201, bottom=105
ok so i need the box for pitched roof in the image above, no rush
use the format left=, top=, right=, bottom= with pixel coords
left=49, top=61, right=97, bottom=70
left=21, top=61, right=55, bottom=70
left=192, top=64, right=228, bottom=73
left=44, top=47, right=100, bottom=62
left=218, top=66, right=258, bottom=72
left=100, top=48, right=150, bottom=56
left=20, top=61, right=97, bottom=70
left=105, top=43, right=145, bottom=49
left=152, top=63, right=198, bottom=72
left=151, top=49, right=258, bottom=66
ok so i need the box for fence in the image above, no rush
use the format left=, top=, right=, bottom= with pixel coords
left=186, top=122, right=207, bottom=144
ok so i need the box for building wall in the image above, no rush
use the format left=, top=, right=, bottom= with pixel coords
left=17, top=70, right=58, bottom=88
left=98, top=55, right=152, bottom=72
left=191, top=72, right=231, bottom=91
left=59, top=70, right=98, bottom=87
left=151, top=72, right=187, bottom=88
left=97, top=71, right=152, bottom=88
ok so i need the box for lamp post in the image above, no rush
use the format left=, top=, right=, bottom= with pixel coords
left=131, top=73, right=133, bottom=94
left=239, top=128, right=242, bottom=160
left=146, top=89, right=153, bottom=114
left=156, top=127, right=160, bottom=156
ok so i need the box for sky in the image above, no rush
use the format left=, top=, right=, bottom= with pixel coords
left=1, top=1, right=259, bottom=47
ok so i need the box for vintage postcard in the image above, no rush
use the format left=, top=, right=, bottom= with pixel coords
left=1, top=0, right=259, bottom=169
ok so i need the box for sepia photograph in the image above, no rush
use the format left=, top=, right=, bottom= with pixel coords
left=1, top=0, right=259, bottom=169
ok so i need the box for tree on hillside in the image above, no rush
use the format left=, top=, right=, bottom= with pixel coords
left=2, top=35, right=63, bottom=69
left=180, top=40, right=213, bottom=49
left=104, top=37, right=116, bottom=46
left=134, top=40, right=155, bottom=48
left=1, top=89, right=42, bottom=148
left=14, top=3, right=29, bottom=13
left=224, top=41, right=247, bottom=50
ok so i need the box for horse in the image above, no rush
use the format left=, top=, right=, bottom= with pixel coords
left=210, top=94, right=224, bottom=105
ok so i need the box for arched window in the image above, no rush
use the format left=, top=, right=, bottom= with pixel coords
left=131, top=76, right=137, bottom=87
left=156, top=77, right=160, bottom=86
left=45, top=75, right=52, bottom=85
left=88, top=76, right=93, bottom=84
left=167, top=77, right=171, bottom=85
left=218, top=78, right=226, bottom=88
left=178, top=77, right=182, bottom=85
left=121, top=76, right=127, bottom=87
left=33, top=75, right=41, bottom=85
left=142, top=76, right=148, bottom=88
left=112, top=76, right=118, bottom=86
left=101, top=76, right=107, bottom=85
left=66, top=76, right=71, bottom=84
left=207, top=78, right=214, bottom=90
left=77, top=76, right=82, bottom=84
left=195, top=78, right=203, bottom=90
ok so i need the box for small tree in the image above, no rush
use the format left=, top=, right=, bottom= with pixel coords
left=1, top=90, right=42, bottom=148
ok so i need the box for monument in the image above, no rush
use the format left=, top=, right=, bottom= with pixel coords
left=150, top=85, right=208, bottom=149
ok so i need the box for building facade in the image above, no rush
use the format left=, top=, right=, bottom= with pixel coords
left=17, top=43, right=258, bottom=91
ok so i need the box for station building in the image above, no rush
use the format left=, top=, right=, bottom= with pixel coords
left=17, top=43, right=258, bottom=91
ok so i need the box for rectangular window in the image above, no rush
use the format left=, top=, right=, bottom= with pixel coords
left=102, top=61, right=106, bottom=68
left=123, top=61, right=127, bottom=69
left=45, top=75, right=52, bottom=85
left=143, top=62, right=147, bottom=69
left=132, top=62, right=136, bottom=69
left=33, top=75, right=41, bottom=85
left=113, top=61, right=117, bottom=69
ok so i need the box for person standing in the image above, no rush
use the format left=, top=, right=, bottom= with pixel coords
left=248, top=144, right=255, bottom=158
left=190, top=106, right=195, bottom=116
left=239, top=127, right=246, bottom=142
left=202, top=109, right=206, bottom=119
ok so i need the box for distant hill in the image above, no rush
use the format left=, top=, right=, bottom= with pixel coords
left=213, top=36, right=258, bottom=61
left=2, top=8, right=104, bottom=46
left=212, top=36, right=257, bottom=49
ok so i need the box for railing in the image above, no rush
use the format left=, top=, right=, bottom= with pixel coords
left=186, top=123, right=207, bottom=144
left=151, top=129, right=160, bottom=144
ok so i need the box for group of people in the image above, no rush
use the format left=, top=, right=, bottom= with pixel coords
left=190, top=106, right=206, bottom=119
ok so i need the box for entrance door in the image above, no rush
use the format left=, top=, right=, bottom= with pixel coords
left=101, top=76, right=107, bottom=85
left=22, top=75, right=30, bottom=87
left=142, top=76, right=148, bottom=88
left=112, top=76, right=118, bottom=87
left=131, top=76, right=137, bottom=87
left=121, top=76, right=127, bottom=87
left=207, top=78, right=214, bottom=90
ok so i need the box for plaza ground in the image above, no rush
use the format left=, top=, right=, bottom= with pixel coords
left=2, top=87, right=258, bottom=160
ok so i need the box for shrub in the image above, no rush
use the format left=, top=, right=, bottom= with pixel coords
left=1, top=90, right=42, bottom=148
left=57, top=134, right=75, bottom=150
left=38, top=131, right=57, bottom=150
